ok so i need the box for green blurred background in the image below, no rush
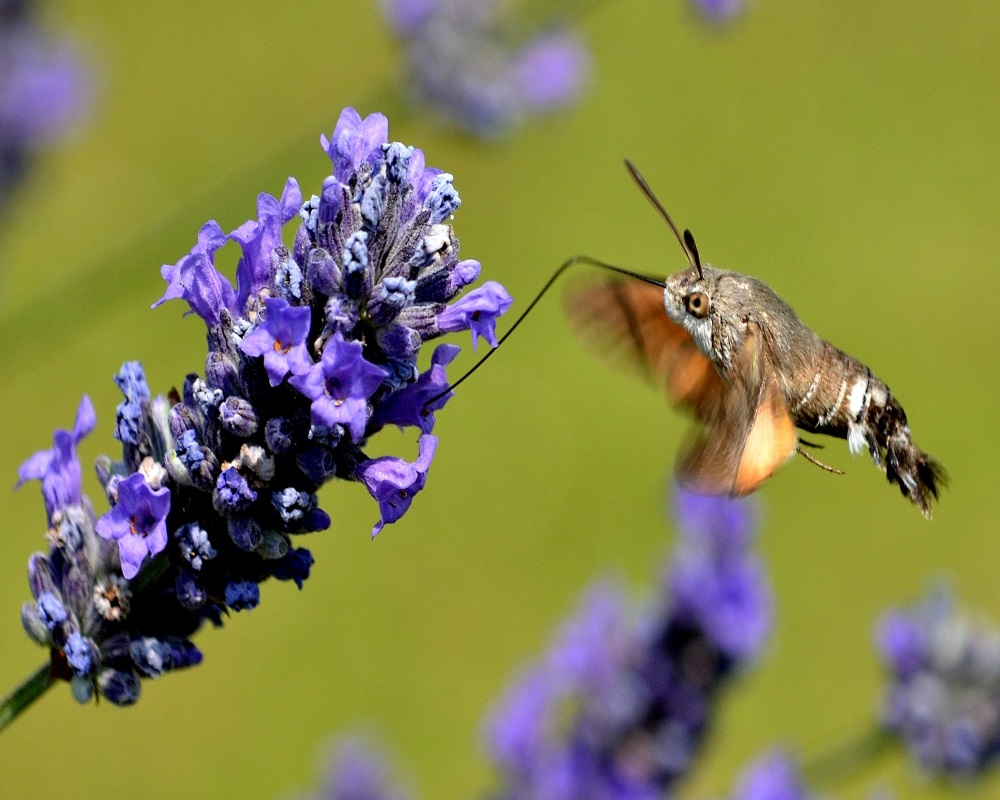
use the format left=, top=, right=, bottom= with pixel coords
left=1, top=1, right=998, bottom=798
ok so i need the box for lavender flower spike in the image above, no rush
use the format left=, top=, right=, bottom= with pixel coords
left=877, top=585, right=1000, bottom=777
left=730, top=751, right=815, bottom=800
left=10, top=107, right=508, bottom=717
left=379, top=0, right=591, bottom=136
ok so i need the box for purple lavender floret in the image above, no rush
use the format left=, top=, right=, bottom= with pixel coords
left=379, top=0, right=590, bottom=136
left=876, top=586, right=1000, bottom=777
left=309, top=736, right=411, bottom=800
left=730, top=751, right=814, bottom=800
left=17, top=107, right=509, bottom=707
left=692, top=0, right=745, bottom=25
left=0, top=4, right=89, bottom=211
left=485, top=488, right=772, bottom=798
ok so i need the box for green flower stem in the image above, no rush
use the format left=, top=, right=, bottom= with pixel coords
left=0, top=662, right=54, bottom=734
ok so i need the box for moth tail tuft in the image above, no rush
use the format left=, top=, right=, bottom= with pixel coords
left=884, top=433, right=947, bottom=519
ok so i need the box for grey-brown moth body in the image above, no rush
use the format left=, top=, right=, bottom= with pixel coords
left=567, top=162, right=945, bottom=516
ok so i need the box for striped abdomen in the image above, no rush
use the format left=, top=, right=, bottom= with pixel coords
left=787, top=339, right=945, bottom=517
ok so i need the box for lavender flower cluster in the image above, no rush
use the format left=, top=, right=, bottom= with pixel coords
left=878, top=586, right=1000, bottom=777
left=17, top=107, right=511, bottom=706
left=483, top=489, right=771, bottom=799
left=380, top=0, right=589, bottom=136
left=0, top=0, right=87, bottom=211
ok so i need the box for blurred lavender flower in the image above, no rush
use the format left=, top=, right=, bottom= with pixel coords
left=308, top=736, right=411, bottom=800
left=730, top=750, right=814, bottom=800
left=485, top=488, right=772, bottom=798
left=692, top=0, right=746, bottom=25
left=0, top=1, right=89, bottom=211
left=379, top=0, right=590, bottom=136
left=876, top=586, right=1000, bottom=777
left=16, top=107, right=510, bottom=708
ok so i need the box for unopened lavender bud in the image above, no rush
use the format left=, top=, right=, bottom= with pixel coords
left=307, top=247, right=340, bottom=296
left=175, top=571, right=207, bottom=610
left=425, top=173, right=460, bottom=224
left=256, top=531, right=289, bottom=560
left=219, top=396, right=259, bottom=437
left=296, top=444, right=338, bottom=483
left=382, top=141, right=414, bottom=183
left=227, top=515, right=263, bottom=552
left=71, top=676, right=94, bottom=703
left=21, top=603, right=48, bottom=645
left=407, top=225, right=454, bottom=270
left=224, top=580, right=260, bottom=611
left=342, top=231, right=372, bottom=299
left=361, top=171, right=390, bottom=230
left=97, top=668, right=140, bottom=706
left=264, top=417, right=296, bottom=455
left=65, top=632, right=96, bottom=676
left=205, top=352, right=241, bottom=397
left=271, top=245, right=303, bottom=301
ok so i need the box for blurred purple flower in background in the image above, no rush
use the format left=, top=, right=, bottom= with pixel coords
left=730, top=750, right=815, bottom=800
left=484, top=487, right=771, bottom=798
left=0, top=0, right=89, bottom=211
left=15, top=107, right=511, bottom=709
left=307, top=736, right=412, bottom=800
left=692, top=0, right=746, bottom=25
left=379, top=0, right=590, bottom=136
left=877, top=585, right=1000, bottom=778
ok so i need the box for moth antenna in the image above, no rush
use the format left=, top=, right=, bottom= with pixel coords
left=796, top=446, right=845, bottom=475
left=421, top=255, right=667, bottom=411
left=623, top=159, right=703, bottom=279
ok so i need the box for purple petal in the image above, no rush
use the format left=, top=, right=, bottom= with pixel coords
left=373, top=343, right=461, bottom=433
left=437, top=281, right=513, bottom=350
left=356, top=434, right=437, bottom=537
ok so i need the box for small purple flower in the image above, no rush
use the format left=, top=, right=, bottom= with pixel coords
left=357, top=434, right=437, bottom=537
left=436, top=281, right=512, bottom=350
left=239, top=296, right=313, bottom=386
left=313, top=736, right=411, bottom=800
left=731, top=751, right=812, bottom=800
left=95, top=472, right=171, bottom=580
left=225, top=580, right=260, bottom=611
left=372, top=343, right=460, bottom=433
left=229, top=178, right=303, bottom=311
left=289, top=334, right=388, bottom=442
left=16, top=395, right=96, bottom=519
left=154, top=221, right=235, bottom=327
left=322, top=107, right=390, bottom=184
left=693, top=0, right=745, bottom=24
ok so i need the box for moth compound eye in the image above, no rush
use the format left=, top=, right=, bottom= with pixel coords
left=685, top=291, right=710, bottom=319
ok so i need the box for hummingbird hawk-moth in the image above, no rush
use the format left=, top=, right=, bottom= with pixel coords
left=564, top=161, right=945, bottom=517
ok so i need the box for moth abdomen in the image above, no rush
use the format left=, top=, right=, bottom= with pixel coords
left=787, top=340, right=945, bottom=516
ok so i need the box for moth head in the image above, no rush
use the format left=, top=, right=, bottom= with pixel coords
left=663, top=266, right=719, bottom=353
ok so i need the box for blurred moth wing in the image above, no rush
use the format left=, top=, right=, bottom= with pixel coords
left=565, top=280, right=796, bottom=495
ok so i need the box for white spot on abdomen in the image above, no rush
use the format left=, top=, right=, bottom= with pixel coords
left=847, top=376, right=868, bottom=419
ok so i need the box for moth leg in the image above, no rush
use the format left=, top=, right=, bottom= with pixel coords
left=796, top=446, right=845, bottom=475
left=797, top=437, right=826, bottom=450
